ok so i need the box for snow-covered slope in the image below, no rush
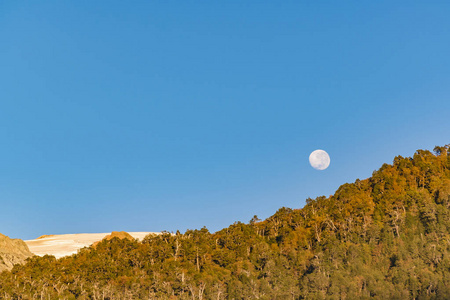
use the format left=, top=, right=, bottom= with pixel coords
left=25, top=232, right=157, bottom=259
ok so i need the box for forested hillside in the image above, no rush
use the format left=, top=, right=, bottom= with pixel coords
left=1, top=146, right=450, bottom=299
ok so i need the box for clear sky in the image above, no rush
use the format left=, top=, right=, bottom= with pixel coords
left=1, top=2, right=449, bottom=239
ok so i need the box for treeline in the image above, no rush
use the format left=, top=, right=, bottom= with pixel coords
left=1, top=145, right=450, bottom=299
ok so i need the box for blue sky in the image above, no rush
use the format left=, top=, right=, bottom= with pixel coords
left=1, top=2, right=449, bottom=239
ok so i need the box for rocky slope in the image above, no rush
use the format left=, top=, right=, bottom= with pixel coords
left=0, top=233, right=33, bottom=272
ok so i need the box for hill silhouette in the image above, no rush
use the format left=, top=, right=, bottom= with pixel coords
left=0, top=145, right=449, bottom=299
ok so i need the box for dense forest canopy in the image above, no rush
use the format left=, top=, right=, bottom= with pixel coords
left=1, top=145, right=450, bottom=299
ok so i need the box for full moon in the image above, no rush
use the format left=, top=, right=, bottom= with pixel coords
left=309, top=149, right=330, bottom=170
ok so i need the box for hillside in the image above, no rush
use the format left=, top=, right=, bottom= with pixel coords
left=0, top=233, right=33, bottom=272
left=0, top=145, right=449, bottom=299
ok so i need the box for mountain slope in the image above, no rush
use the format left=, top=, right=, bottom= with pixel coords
left=25, top=232, right=156, bottom=258
left=0, top=145, right=449, bottom=299
left=0, top=233, right=33, bottom=272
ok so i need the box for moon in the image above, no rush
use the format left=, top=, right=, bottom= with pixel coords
left=309, top=150, right=330, bottom=170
